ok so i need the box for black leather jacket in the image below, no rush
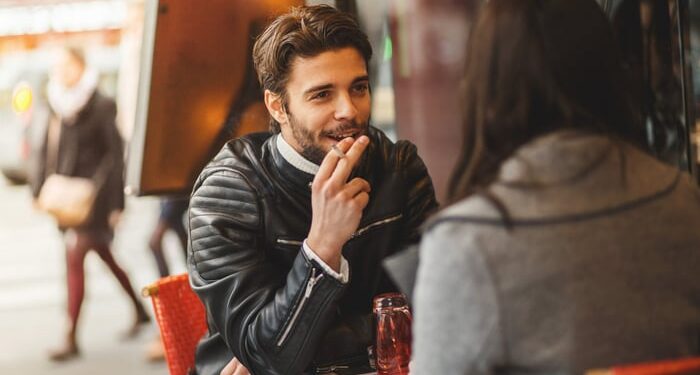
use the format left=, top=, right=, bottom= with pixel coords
left=188, top=127, right=437, bottom=375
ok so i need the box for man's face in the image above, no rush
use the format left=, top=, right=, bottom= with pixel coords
left=267, top=47, right=371, bottom=164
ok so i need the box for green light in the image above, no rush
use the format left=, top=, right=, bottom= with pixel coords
left=383, top=36, right=393, bottom=61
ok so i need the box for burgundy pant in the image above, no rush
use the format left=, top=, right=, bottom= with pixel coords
left=64, top=229, right=140, bottom=337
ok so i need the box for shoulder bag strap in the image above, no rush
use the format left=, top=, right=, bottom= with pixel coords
left=45, top=115, right=62, bottom=176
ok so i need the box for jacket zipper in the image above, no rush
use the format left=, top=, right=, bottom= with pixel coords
left=277, top=239, right=303, bottom=246
left=276, top=214, right=403, bottom=248
left=273, top=215, right=401, bottom=348
left=350, top=213, right=403, bottom=239
left=276, top=267, right=324, bottom=347
left=316, top=365, right=350, bottom=374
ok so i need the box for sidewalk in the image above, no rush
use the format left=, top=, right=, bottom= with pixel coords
left=0, top=177, right=183, bottom=374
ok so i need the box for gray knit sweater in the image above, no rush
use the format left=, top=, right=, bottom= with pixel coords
left=412, top=131, right=700, bottom=375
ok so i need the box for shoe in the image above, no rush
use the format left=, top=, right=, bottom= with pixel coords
left=145, top=336, right=165, bottom=362
left=122, top=311, right=152, bottom=340
left=48, top=343, right=80, bottom=362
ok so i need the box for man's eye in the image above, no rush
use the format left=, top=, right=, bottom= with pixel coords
left=352, top=84, right=369, bottom=94
left=311, top=91, right=329, bottom=100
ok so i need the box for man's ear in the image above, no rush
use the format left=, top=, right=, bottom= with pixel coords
left=264, top=90, right=288, bottom=126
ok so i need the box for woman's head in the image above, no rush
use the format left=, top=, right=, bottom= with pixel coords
left=449, top=0, right=643, bottom=202
left=52, top=47, right=86, bottom=89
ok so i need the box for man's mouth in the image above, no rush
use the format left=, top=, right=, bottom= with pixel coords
left=325, top=130, right=362, bottom=142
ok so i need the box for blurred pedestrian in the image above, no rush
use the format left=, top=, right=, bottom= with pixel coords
left=31, top=46, right=150, bottom=362
left=148, top=196, right=188, bottom=278
left=144, top=195, right=188, bottom=362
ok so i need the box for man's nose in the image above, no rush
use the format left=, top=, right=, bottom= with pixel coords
left=334, top=92, right=358, bottom=121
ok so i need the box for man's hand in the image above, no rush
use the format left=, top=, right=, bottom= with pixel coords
left=307, top=136, right=371, bottom=271
left=220, top=357, right=250, bottom=375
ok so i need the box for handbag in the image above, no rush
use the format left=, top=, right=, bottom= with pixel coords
left=36, top=115, right=98, bottom=227
left=37, top=174, right=96, bottom=227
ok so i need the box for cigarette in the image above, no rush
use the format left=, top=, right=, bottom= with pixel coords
left=331, top=144, right=346, bottom=158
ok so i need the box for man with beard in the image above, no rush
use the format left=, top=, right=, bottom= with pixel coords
left=187, top=5, right=438, bottom=375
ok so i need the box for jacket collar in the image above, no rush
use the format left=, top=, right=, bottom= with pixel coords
left=268, top=134, right=316, bottom=199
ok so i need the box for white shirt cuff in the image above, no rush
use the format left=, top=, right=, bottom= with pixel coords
left=302, top=239, right=349, bottom=284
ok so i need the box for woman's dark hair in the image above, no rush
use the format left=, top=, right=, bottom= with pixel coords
left=448, top=0, right=644, bottom=204
left=252, top=5, right=372, bottom=133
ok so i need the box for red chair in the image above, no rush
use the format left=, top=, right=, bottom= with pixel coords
left=586, top=357, right=700, bottom=375
left=142, top=273, right=208, bottom=375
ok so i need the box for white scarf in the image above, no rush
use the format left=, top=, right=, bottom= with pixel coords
left=47, top=68, right=99, bottom=124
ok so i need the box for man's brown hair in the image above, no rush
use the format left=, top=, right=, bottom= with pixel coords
left=252, top=4, right=372, bottom=133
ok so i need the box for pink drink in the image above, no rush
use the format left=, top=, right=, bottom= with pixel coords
left=374, top=293, right=412, bottom=375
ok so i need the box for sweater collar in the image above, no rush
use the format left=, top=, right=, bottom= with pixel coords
left=275, top=134, right=320, bottom=175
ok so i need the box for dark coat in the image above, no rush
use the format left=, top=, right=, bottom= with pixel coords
left=32, top=90, right=125, bottom=232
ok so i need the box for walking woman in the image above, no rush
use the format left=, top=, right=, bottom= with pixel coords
left=411, top=1, right=700, bottom=374
left=32, top=47, right=149, bottom=361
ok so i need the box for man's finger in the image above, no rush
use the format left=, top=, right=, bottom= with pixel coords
left=314, top=137, right=354, bottom=185
left=331, top=135, right=369, bottom=183
left=343, top=177, right=371, bottom=198
left=233, top=364, right=251, bottom=375
left=353, top=191, right=370, bottom=210
left=220, top=357, right=239, bottom=375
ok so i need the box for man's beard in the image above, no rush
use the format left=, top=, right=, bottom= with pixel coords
left=288, top=113, right=369, bottom=165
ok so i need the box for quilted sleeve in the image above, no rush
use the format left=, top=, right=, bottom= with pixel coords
left=188, top=168, right=346, bottom=374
